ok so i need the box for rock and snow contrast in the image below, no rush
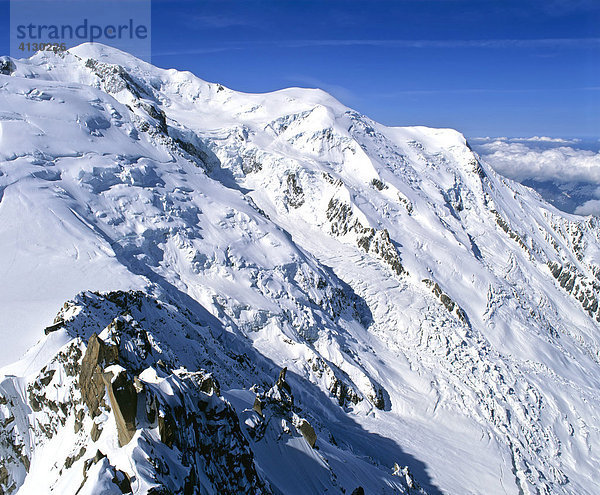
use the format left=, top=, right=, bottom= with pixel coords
left=0, top=44, right=599, bottom=494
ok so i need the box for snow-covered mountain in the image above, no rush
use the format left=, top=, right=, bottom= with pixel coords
left=1, top=44, right=599, bottom=495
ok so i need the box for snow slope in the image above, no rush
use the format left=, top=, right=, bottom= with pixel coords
left=0, top=44, right=599, bottom=494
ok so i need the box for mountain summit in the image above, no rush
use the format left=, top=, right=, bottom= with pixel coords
left=0, top=44, right=599, bottom=494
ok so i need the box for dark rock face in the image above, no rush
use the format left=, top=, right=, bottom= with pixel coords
left=351, top=487, right=365, bottom=495
left=102, top=369, right=137, bottom=447
left=199, top=374, right=220, bottom=396
left=90, top=422, right=103, bottom=442
left=79, top=333, right=119, bottom=418
left=423, top=278, right=468, bottom=324
left=157, top=409, right=177, bottom=448
left=276, top=367, right=291, bottom=394
left=252, top=396, right=263, bottom=416
left=371, top=178, right=386, bottom=191
left=265, top=367, right=294, bottom=412
left=297, top=419, right=317, bottom=448
left=0, top=57, right=15, bottom=76
left=308, top=355, right=363, bottom=408
left=285, top=173, right=305, bottom=208
left=43, top=320, right=64, bottom=335
left=64, top=447, right=86, bottom=469
left=327, top=198, right=406, bottom=276
left=140, top=371, right=268, bottom=494
left=548, top=260, right=600, bottom=322
left=79, top=331, right=138, bottom=446
left=0, top=466, right=10, bottom=488
left=249, top=368, right=320, bottom=449
left=111, top=468, right=132, bottom=493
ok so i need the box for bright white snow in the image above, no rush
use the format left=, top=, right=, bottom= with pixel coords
left=0, top=44, right=599, bottom=494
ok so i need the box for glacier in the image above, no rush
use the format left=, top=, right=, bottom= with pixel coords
left=0, top=44, right=599, bottom=494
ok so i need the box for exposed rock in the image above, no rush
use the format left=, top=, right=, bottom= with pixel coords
left=327, top=198, right=406, bottom=276
left=368, top=387, right=387, bottom=411
left=199, top=374, right=220, bottom=395
left=265, top=367, right=294, bottom=411
left=147, top=487, right=173, bottom=495
left=296, top=419, right=317, bottom=448
left=1, top=291, right=271, bottom=495
left=276, top=367, right=291, bottom=394
left=64, top=446, right=86, bottom=469
left=423, top=279, right=468, bottom=324
left=307, top=356, right=363, bottom=407
left=44, top=320, right=64, bottom=335
left=0, top=57, right=15, bottom=76
left=371, top=178, right=386, bottom=190
left=133, top=377, right=145, bottom=394
left=0, top=466, right=9, bottom=486
left=112, top=468, right=132, bottom=494
left=351, top=488, right=365, bottom=495
left=252, top=396, right=263, bottom=417
left=137, top=370, right=268, bottom=493
left=102, top=368, right=138, bottom=447
left=74, top=408, right=85, bottom=433
left=80, top=333, right=119, bottom=418
left=93, top=450, right=106, bottom=464
left=491, top=209, right=529, bottom=253
left=158, top=410, right=177, bottom=448
left=90, top=422, right=103, bottom=442
left=242, top=155, right=262, bottom=174
left=285, top=172, right=305, bottom=208
left=548, top=260, right=600, bottom=322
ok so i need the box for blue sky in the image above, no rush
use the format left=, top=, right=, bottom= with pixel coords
left=2, top=0, right=599, bottom=138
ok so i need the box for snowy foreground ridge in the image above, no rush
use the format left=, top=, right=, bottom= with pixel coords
left=0, top=45, right=599, bottom=495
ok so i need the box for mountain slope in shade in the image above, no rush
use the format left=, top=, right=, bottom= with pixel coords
left=0, top=44, right=599, bottom=494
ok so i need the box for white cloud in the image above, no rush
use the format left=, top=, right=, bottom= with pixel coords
left=472, top=136, right=581, bottom=144
left=520, top=136, right=581, bottom=144
left=575, top=200, right=600, bottom=216
left=474, top=140, right=600, bottom=183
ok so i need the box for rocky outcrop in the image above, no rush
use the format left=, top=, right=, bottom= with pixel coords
left=306, top=355, right=363, bottom=407
left=102, top=367, right=137, bottom=447
left=43, top=320, right=64, bottom=335
left=371, top=178, right=386, bottom=191
left=253, top=396, right=264, bottom=416
left=285, top=172, right=305, bottom=208
left=265, top=367, right=294, bottom=412
left=246, top=368, right=320, bottom=449
left=0, top=57, right=15, bottom=76
left=423, top=279, right=468, bottom=324
left=491, top=209, right=529, bottom=254
left=548, top=261, right=600, bottom=323
left=136, top=370, right=268, bottom=494
left=296, top=419, right=317, bottom=448
left=327, top=198, right=406, bottom=276
left=79, top=455, right=132, bottom=495
left=79, top=333, right=118, bottom=418
left=393, top=463, right=419, bottom=491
